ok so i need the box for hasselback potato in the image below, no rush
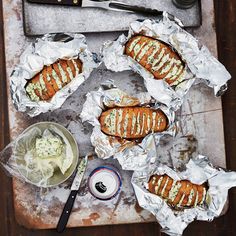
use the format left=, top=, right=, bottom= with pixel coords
left=25, top=58, right=82, bottom=101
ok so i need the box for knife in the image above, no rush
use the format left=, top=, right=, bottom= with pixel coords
left=56, top=156, right=88, bottom=233
left=27, top=0, right=163, bottom=16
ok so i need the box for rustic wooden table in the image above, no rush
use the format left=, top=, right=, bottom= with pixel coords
left=0, top=0, right=236, bottom=235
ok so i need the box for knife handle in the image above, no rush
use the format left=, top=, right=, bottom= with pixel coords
left=110, top=2, right=162, bottom=16
left=27, top=0, right=82, bottom=6
left=56, top=190, right=78, bottom=233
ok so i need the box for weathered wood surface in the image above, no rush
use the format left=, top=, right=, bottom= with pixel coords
left=0, top=0, right=236, bottom=235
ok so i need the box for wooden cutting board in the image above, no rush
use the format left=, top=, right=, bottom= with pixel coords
left=2, top=0, right=227, bottom=229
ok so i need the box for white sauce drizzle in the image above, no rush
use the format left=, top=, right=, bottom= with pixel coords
left=52, top=70, right=62, bottom=89
left=159, top=57, right=176, bottom=75
left=177, top=194, right=185, bottom=207
left=72, top=59, right=80, bottom=75
left=131, top=114, right=136, bottom=135
left=127, top=37, right=141, bottom=52
left=166, top=65, right=183, bottom=81
left=57, top=63, right=67, bottom=83
left=152, top=112, right=157, bottom=132
left=108, top=109, right=117, bottom=134
left=147, top=43, right=160, bottom=64
left=164, top=65, right=179, bottom=79
left=46, top=74, right=51, bottom=81
left=117, top=109, right=123, bottom=136
left=151, top=176, right=156, bottom=185
left=135, top=112, right=141, bottom=135
left=39, top=74, right=46, bottom=91
left=194, top=191, right=199, bottom=207
left=34, top=82, right=43, bottom=96
left=155, top=177, right=163, bottom=194
left=168, top=180, right=177, bottom=199
left=187, top=189, right=195, bottom=206
left=123, top=112, right=129, bottom=137
left=140, top=113, right=146, bottom=135
left=157, top=117, right=162, bottom=129
left=133, top=42, right=146, bottom=59
left=174, top=58, right=182, bottom=65
left=161, top=177, right=169, bottom=197
left=104, top=114, right=111, bottom=128
left=152, top=54, right=170, bottom=72
left=168, top=182, right=182, bottom=202
left=200, top=188, right=206, bottom=204
left=136, top=41, right=153, bottom=62
left=67, top=67, right=74, bottom=81
left=26, top=83, right=40, bottom=101
left=147, top=115, right=151, bottom=133
left=150, top=48, right=166, bottom=68
left=170, top=69, right=186, bottom=86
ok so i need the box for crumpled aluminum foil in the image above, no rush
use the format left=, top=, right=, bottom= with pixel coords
left=10, top=33, right=100, bottom=117
left=80, top=80, right=177, bottom=171
left=102, top=12, right=231, bottom=109
left=132, top=154, right=236, bottom=236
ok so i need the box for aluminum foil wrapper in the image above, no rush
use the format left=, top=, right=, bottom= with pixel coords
left=80, top=80, right=177, bottom=171
left=132, top=155, right=236, bottom=235
left=102, top=12, right=231, bottom=109
left=10, top=33, right=100, bottom=117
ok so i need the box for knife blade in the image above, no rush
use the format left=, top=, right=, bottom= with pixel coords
left=26, top=0, right=162, bottom=15
left=27, top=0, right=83, bottom=6
left=56, top=156, right=88, bottom=233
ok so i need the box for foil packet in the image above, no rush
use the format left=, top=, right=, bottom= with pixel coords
left=102, top=12, right=231, bottom=109
left=132, top=155, right=236, bottom=236
left=10, top=33, right=100, bottom=117
left=80, top=80, right=177, bottom=171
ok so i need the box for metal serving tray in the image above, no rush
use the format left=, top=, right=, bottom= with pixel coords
left=23, top=0, right=201, bottom=36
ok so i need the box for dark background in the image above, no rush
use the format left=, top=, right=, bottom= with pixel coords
left=0, top=0, right=236, bottom=235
